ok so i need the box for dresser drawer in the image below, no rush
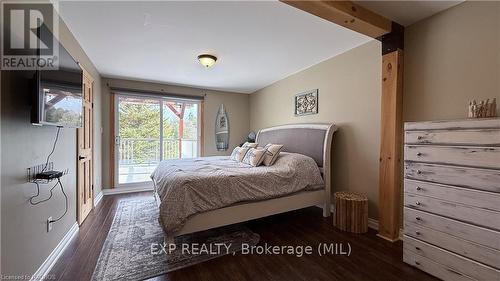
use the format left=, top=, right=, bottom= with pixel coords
left=404, top=193, right=500, bottom=230
left=405, top=180, right=500, bottom=212
left=404, top=236, right=500, bottom=281
left=405, top=162, right=500, bottom=193
left=404, top=249, right=475, bottom=281
left=405, top=145, right=500, bottom=169
left=405, top=129, right=500, bottom=146
left=404, top=223, right=500, bottom=268
left=405, top=118, right=500, bottom=131
left=404, top=208, right=500, bottom=251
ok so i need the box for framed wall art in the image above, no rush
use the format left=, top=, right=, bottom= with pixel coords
left=295, top=89, right=318, bottom=116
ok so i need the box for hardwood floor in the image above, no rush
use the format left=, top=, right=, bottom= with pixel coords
left=49, top=192, right=437, bottom=281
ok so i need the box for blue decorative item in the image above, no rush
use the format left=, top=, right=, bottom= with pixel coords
left=248, top=132, right=256, bottom=142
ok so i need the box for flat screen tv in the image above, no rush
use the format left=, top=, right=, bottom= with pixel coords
left=32, top=38, right=83, bottom=128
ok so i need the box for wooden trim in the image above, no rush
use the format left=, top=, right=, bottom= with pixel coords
left=280, top=0, right=392, bottom=38
left=77, top=67, right=94, bottom=224
left=109, top=92, right=115, bottom=188
left=109, top=87, right=204, bottom=101
left=88, top=73, right=94, bottom=205
left=82, top=67, right=94, bottom=83
left=378, top=49, right=404, bottom=241
left=200, top=100, right=205, bottom=157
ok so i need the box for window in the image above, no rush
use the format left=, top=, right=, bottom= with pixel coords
left=115, top=94, right=202, bottom=185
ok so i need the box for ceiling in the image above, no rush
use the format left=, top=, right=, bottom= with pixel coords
left=58, top=1, right=373, bottom=94
left=356, top=1, right=464, bottom=27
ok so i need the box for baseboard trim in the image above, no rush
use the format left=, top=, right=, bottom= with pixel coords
left=30, top=222, right=79, bottom=281
left=376, top=233, right=400, bottom=242
left=102, top=186, right=153, bottom=195
left=368, top=218, right=379, bottom=230
left=93, top=191, right=103, bottom=207
left=370, top=219, right=404, bottom=241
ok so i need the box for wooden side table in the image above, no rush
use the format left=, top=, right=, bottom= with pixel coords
left=333, top=191, right=368, bottom=233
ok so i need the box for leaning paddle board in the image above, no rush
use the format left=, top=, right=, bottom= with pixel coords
left=215, top=104, right=229, bottom=151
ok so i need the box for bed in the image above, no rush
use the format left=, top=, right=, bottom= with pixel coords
left=151, top=123, right=337, bottom=240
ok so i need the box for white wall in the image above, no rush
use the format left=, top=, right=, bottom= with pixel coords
left=250, top=41, right=382, bottom=218
left=404, top=1, right=500, bottom=122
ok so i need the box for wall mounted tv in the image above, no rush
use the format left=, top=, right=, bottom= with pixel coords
left=32, top=33, right=83, bottom=128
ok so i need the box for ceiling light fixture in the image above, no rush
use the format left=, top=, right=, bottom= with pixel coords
left=198, top=54, right=217, bottom=68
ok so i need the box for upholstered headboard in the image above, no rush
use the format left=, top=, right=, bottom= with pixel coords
left=256, top=123, right=337, bottom=218
left=256, top=123, right=337, bottom=168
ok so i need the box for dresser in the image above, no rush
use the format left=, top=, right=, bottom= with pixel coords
left=403, top=118, right=500, bottom=281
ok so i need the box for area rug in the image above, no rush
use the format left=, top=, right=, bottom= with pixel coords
left=91, top=198, right=260, bottom=281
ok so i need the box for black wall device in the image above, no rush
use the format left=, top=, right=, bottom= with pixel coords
left=35, top=170, right=63, bottom=180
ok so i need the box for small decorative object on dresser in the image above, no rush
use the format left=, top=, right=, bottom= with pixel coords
left=295, top=89, right=318, bottom=116
left=468, top=98, right=497, bottom=118
left=403, top=118, right=500, bottom=281
left=333, top=191, right=368, bottom=233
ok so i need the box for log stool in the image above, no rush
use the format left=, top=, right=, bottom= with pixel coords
left=333, top=191, right=368, bottom=233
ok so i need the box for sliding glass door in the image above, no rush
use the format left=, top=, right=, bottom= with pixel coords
left=162, top=101, right=199, bottom=159
left=115, top=94, right=201, bottom=186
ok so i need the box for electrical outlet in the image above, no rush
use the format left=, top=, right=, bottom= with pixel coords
left=47, top=217, right=53, bottom=232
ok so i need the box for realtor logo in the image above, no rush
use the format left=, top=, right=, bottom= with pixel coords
left=1, top=1, right=59, bottom=70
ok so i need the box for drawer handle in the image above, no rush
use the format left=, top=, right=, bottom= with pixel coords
left=415, top=217, right=421, bottom=221
left=416, top=152, right=422, bottom=157
left=415, top=231, right=421, bottom=235
left=415, top=247, right=421, bottom=251
left=415, top=201, right=421, bottom=206
left=417, top=136, right=423, bottom=140
left=416, top=186, right=422, bottom=191
left=416, top=170, right=422, bottom=174
left=415, top=261, right=421, bottom=266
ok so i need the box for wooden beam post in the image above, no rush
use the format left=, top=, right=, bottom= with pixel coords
left=280, top=1, right=392, bottom=38
left=379, top=49, right=403, bottom=241
left=377, top=22, right=404, bottom=242
left=378, top=47, right=404, bottom=241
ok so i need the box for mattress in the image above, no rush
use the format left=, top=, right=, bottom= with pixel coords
left=151, top=152, right=324, bottom=235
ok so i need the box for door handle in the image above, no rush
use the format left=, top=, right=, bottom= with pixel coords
left=79, top=156, right=86, bottom=160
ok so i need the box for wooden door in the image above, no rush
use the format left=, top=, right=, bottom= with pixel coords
left=77, top=69, right=94, bottom=225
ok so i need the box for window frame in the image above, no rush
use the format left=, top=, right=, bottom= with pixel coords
left=112, top=92, right=203, bottom=188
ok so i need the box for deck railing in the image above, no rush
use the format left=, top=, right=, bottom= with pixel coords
left=119, top=138, right=198, bottom=165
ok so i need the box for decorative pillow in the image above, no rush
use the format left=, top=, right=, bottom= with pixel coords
left=242, top=142, right=258, bottom=148
left=262, top=144, right=284, bottom=166
left=242, top=148, right=266, bottom=166
left=230, top=146, right=250, bottom=162
left=230, top=147, right=239, bottom=159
